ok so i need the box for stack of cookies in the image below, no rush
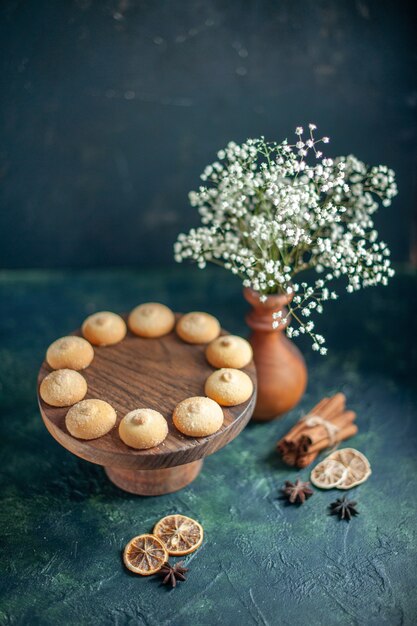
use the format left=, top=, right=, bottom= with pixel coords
left=39, top=303, right=254, bottom=451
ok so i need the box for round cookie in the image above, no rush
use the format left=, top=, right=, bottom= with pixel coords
left=119, top=408, right=168, bottom=450
left=128, top=303, right=175, bottom=338
left=66, top=399, right=117, bottom=440
left=40, top=369, right=87, bottom=407
left=176, top=312, right=220, bottom=344
left=204, top=368, right=253, bottom=406
left=82, top=311, right=127, bottom=346
left=206, top=335, right=253, bottom=369
left=46, top=336, right=94, bottom=370
left=173, top=396, right=224, bottom=437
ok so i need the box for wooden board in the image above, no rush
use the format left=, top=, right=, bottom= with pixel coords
left=37, top=315, right=257, bottom=470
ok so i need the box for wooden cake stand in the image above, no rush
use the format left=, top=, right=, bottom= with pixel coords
left=37, top=316, right=257, bottom=496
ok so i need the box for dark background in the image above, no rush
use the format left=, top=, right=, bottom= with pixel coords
left=2, top=5, right=417, bottom=623
left=1, top=0, right=417, bottom=269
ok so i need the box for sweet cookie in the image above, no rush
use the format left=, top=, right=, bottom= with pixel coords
left=39, top=369, right=87, bottom=407
left=128, top=303, right=175, bottom=338
left=46, top=336, right=94, bottom=370
left=176, top=312, right=220, bottom=344
left=65, top=399, right=117, bottom=440
left=119, top=408, right=168, bottom=449
left=172, top=396, right=223, bottom=437
left=206, top=335, right=253, bottom=369
left=81, top=311, right=126, bottom=346
left=204, top=368, right=253, bottom=406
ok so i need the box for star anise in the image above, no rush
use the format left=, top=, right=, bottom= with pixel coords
left=281, top=479, right=313, bottom=504
left=158, top=561, right=189, bottom=588
left=329, top=496, right=359, bottom=521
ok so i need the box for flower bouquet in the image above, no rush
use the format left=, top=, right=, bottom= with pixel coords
left=174, top=125, right=397, bottom=418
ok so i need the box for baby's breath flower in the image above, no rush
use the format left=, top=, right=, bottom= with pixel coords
left=174, top=125, right=397, bottom=354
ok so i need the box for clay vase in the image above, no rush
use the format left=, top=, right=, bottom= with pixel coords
left=243, top=287, right=307, bottom=421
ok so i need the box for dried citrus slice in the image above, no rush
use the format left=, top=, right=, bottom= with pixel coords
left=123, top=534, right=168, bottom=576
left=153, top=514, right=204, bottom=556
left=311, top=459, right=348, bottom=489
left=328, top=448, right=371, bottom=489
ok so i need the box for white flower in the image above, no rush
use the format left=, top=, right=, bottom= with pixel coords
left=174, top=125, right=397, bottom=354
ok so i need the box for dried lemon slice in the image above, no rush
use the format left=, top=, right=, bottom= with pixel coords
left=153, top=514, right=204, bottom=556
left=123, top=534, right=168, bottom=576
left=328, top=448, right=371, bottom=489
left=311, top=459, right=349, bottom=489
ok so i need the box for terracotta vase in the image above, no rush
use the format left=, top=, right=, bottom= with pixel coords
left=243, top=287, right=307, bottom=421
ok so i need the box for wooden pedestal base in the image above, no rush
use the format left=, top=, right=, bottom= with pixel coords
left=105, top=460, right=204, bottom=496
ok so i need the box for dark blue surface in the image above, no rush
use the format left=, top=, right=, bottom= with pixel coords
left=0, top=266, right=416, bottom=625
left=1, top=0, right=416, bottom=268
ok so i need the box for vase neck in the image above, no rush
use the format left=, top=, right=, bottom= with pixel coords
left=243, top=287, right=290, bottom=333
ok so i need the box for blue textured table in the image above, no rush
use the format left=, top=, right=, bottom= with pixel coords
left=1, top=266, right=416, bottom=625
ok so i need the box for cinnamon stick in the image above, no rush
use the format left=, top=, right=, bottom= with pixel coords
left=282, top=451, right=298, bottom=466
left=298, top=410, right=356, bottom=453
left=277, top=396, right=332, bottom=448
left=307, top=423, right=358, bottom=454
left=296, top=452, right=318, bottom=468
left=277, top=393, right=346, bottom=450
left=277, top=393, right=357, bottom=469
left=294, top=424, right=359, bottom=468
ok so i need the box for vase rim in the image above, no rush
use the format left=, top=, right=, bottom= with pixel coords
left=243, top=286, right=292, bottom=308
